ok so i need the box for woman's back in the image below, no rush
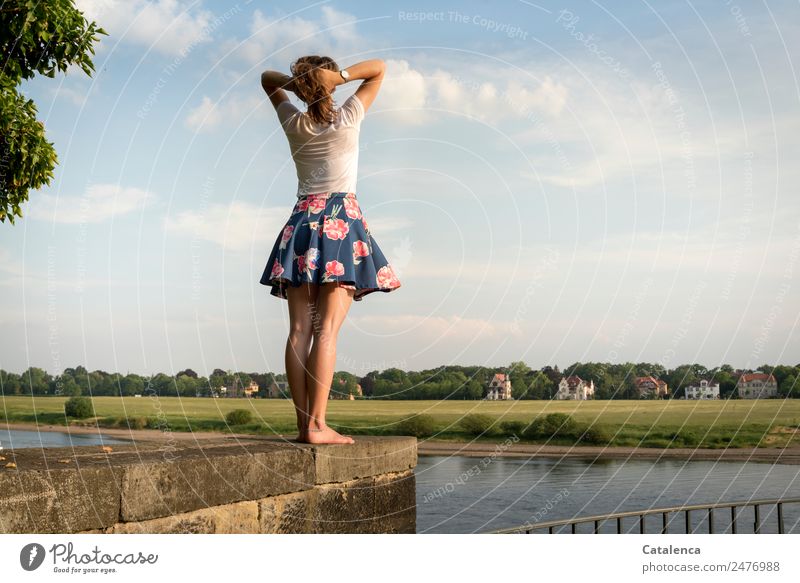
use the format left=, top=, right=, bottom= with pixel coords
left=277, top=93, right=366, bottom=197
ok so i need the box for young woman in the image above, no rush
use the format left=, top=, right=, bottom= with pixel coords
left=259, top=56, right=402, bottom=445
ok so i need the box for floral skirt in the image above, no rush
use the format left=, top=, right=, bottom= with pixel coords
left=259, top=191, right=402, bottom=301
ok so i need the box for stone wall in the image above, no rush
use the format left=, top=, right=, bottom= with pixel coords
left=0, top=436, right=417, bottom=534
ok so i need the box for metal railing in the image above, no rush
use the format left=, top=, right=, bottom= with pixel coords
left=491, top=497, right=800, bottom=534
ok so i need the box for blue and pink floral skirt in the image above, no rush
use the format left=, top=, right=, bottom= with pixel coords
left=259, top=191, right=402, bottom=301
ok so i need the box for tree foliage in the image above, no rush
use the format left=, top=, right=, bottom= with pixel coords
left=64, top=395, right=93, bottom=418
left=0, top=0, right=106, bottom=223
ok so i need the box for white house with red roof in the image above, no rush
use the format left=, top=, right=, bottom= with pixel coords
left=485, top=373, right=512, bottom=400
left=736, top=372, right=778, bottom=399
left=555, top=375, right=595, bottom=400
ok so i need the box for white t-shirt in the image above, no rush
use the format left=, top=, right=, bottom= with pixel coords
left=276, top=93, right=365, bottom=197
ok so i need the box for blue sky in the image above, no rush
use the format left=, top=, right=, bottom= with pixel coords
left=1, top=0, right=798, bottom=377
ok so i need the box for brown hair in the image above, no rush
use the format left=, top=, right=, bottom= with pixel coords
left=290, top=55, right=339, bottom=125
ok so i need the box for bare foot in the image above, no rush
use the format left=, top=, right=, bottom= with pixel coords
left=305, top=424, right=355, bottom=445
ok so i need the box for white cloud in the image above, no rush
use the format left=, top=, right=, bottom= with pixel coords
left=26, top=183, right=156, bottom=224
left=321, top=5, right=359, bottom=46
left=163, top=201, right=286, bottom=253
left=75, top=0, right=215, bottom=56
left=569, top=218, right=800, bottom=279
left=508, top=62, right=788, bottom=190
left=375, top=60, right=569, bottom=126
left=184, top=96, right=218, bottom=131
left=49, top=83, right=98, bottom=107
left=184, top=92, right=264, bottom=133
left=376, top=59, right=428, bottom=124
left=504, top=77, right=568, bottom=117
left=365, top=57, right=775, bottom=195
left=221, top=6, right=363, bottom=66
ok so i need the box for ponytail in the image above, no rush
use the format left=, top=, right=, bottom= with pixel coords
left=290, top=55, right=339, bottom=125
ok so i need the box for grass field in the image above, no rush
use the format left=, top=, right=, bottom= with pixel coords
left=3, top=396, right=800, bottom=448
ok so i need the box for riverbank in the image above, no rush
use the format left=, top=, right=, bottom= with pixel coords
left=4, top=422, right=799, bottom=464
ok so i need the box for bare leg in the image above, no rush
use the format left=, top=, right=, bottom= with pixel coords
left=285, top=283, right=319, bottom=442
left=305, top=282, right=355, bottom=444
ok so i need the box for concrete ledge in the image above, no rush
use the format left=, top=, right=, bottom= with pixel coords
left=0, top=436, right=417, bottom=534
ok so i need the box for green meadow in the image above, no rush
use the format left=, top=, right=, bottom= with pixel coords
left=3, top=396, right=800, bottom=448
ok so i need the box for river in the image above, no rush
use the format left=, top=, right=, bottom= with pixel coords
left=415, top=455, right=800, bottom=533
left=0, top=428, right=132, bottom=450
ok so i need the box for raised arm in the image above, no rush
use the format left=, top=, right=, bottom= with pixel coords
left=324, top=59, right=386, bottom=112
left=260, top=70, right=296, bottom=109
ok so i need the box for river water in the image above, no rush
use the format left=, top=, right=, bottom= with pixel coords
left=415, top=455, right=800, bottom=534
left=0, top=428, right=131, bottom=450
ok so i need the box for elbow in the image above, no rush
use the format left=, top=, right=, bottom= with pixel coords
left=260, top=70, right=279, bottom=89
left=370, top=59, right=386, bottom=80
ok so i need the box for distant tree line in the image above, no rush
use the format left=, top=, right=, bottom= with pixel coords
left=1, top=361, right=796, bottom=399
left=0, top=366, right=360, bottom=399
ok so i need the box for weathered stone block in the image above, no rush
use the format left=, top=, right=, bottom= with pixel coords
left=256, top=469, right=416, bottom=534
left=312, top=475, right=378, bottom=533
left=372, top=470, right=416, bottom=533
left=119, top=443, right=314, bottom=522
left=258, top=490, right=315, bottom=534
left=0, top=451, right=120, bottom=534
left=111, top=501, right=259, bottom=534
left=312, top=436, right=417, bottom=484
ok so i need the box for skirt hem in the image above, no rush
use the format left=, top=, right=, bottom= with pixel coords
left=262, top=276, right=402, bottom=302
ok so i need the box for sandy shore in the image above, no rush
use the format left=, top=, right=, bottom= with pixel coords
left=3, top=422, right=799, bottom=464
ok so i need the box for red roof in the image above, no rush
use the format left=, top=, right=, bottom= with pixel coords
left=634, top=375, right=658, bottom=385
left=739, top=373, right=776, bottom=383
left=563, top=375, right=591, bottom=388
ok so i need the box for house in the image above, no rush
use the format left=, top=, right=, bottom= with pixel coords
left=329, top=380, right=362, bottom=400
left=267, top=380, right=290, bottom=398
left=684, top=379, right=720, bottom=400
left=634, top=376, right=669, bottom=398
left=555, top=375, right=595, bottom=400
left=244, top=380, right=259, bottom=398
left=485, top=373, right=512, bottom=400
left=737, top=372, right=778, bottom=399
left=225, top=379, right=259, bottom=398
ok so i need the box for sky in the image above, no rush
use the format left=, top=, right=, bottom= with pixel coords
left=1, top=0, right=798, bottom=377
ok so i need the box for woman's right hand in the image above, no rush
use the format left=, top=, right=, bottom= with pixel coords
left=318, top=68, right=344, bottom=94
